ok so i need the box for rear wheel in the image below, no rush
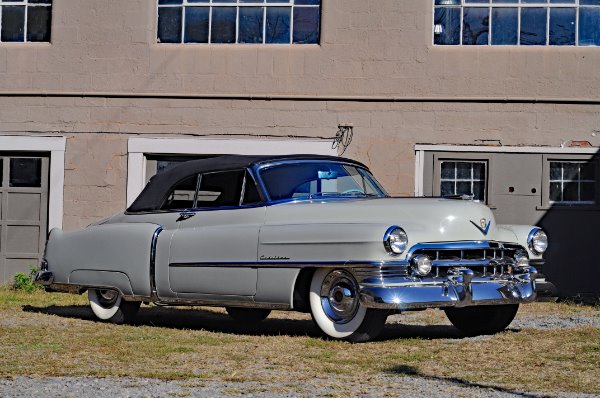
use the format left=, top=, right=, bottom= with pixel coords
left=225, top=307, right=271, bottom=324
left=88, top=288, right=140, bottom=324
left=309, top=268, right=388, bottom=343
left=444, top=304, right=519, bottom=336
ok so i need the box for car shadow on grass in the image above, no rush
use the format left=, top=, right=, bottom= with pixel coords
left=386, top=365, right=544, bottom=398
left=21, top=304, right=520, bottom=341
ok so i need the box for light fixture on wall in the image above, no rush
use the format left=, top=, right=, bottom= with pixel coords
left=333, top=125, right=354, bottom=155
left=434, top=24, right=443, bottom=35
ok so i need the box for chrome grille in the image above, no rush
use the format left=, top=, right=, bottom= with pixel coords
left=410, top=243, right=525, bottom=278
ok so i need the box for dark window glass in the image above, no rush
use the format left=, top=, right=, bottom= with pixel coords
left=456, top=162, right=471, bottom=179
left=9, top=158, right=41, bottom=188
left=473, top=163, right=485, bottom=179
left=161, top=175, right=198, bottom=210
left=295, top=0, right=320, bottom=4
left=520, top=7, right=547, bottom=45
left=434, top=7, right=461, bottom=45
left=266, top=6, right=290, bottom=43
left=441, top=181, right=454, bottom=196
left=581, top=182, right=595, bottom=201
left=158, top=0, right=182, bottom=4
left=211, top=7, right=236, bottom=44
left=2, top=5, right=25, bottom=42
left=563, top=181, right=578, bottom=201
left=563, top=162, right=579, bottom=181
left=293, top=6, right=319, bottom=44
left=242, top=175, right=262, bottom=204
left=27, top=5, right=51, bottom=42
left=492, top=7, right=517, bottom=44
left=239, top=6, right=264, bottom=44
left=549, top=162, right=561, bottom=180
left=549, top=7, right=576, bottom=45
left=463, top=7, right=489, bottom=45
left=184, top=6, right=209, bottom=43
left=157, top=7, right=182, bottom=43
left=579, top=8, right=600, bottom=46
left=30, top=0, right=53, bottom=3
left=549, top=182, right=562, bottom=201
left=0, top=160, right=3, bottom=187
left=197, top=170, right=245, bottom=208
left=441, top=162, right=454, bottom=179
left=581, top=163, right=596, bottom=180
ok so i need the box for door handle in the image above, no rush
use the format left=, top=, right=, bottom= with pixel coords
left=176, top=211, right=196, bottom=222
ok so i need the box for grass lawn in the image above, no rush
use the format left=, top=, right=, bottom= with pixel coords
left=0, top=287, right=598, bottom=395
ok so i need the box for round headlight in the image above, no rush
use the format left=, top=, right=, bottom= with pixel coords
left=528, top=228, right=548, bottom=254
left=384, top=226, right=408, bottom=255
left=412, top=255, right=432, bottom=276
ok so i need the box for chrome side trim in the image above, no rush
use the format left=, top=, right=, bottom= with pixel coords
left=155, top=298, right=290, bottom=310
left=150, top=226, right=163, bottom=299
left=168, top=260, right=410, bottom=269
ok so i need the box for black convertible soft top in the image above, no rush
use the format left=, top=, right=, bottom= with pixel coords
left=127, top=154, right=367, bottom=212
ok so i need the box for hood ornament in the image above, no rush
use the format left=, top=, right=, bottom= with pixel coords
left=470, top=218, right=491, bottom=236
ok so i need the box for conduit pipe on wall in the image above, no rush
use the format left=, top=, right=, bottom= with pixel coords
left=0, top=91, right=599, bottom=104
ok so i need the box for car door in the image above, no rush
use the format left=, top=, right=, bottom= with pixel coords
left=167, top=169, right=265, bottom=299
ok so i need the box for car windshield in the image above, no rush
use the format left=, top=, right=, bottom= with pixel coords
left=259, top=162, right=387, bottom=201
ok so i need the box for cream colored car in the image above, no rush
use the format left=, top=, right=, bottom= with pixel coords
left=36, top=155, right=547, bottom=342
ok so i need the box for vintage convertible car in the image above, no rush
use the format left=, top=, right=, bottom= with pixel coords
left=36, top=155, right=547, bottom=342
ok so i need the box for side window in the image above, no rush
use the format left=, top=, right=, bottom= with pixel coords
left=161, top=175, right=199, bottom=210
left=242, top=173, right=262, bottom=205
left=440, top=160, right=487, bottom=202
left=548, top=161, right=596, bottom=205
left=196, top=170, right=245, bottom=208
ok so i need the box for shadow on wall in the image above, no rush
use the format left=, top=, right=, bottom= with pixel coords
left=535, top=149, right=600, bottom=299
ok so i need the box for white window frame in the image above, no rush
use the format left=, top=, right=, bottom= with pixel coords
left=432, top=0, right=600, bottom=46
left=0, top=135, right=65, bottom=230
left=0, top=0, right=52, bottom=43
left=439, top=160, right=487, bottom=201
left=156, top=0, right=320, bottom=45
left=414, top=144, right=600, bottom=196
left=548, top=160, right=596, bottom=205
left=127, top=137, right=337, bottom=206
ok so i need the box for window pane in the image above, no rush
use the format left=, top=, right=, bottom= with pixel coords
left=159, top=0, right=182, bottom=4
left=472, top=181, right=485, bottom=201
left=266, top=6, right=290, bottom=43
left=197, top=171, right=245, bottom=207
left=441, top=162, right=455, bottom=179
left=549, top=182, right=562, bottom=201
left=295, top=0, right=320, bottom=4
left=184, top=7, right=209, bottom=43
left=549, top=7, right=576, bottom=45
left=157, top=7, right=182, bottom=43
left=161, top=175, right=197, bottom=210
left=473, top=163, right=485, bottom=179
left=0, top=160, right=3, bottom=187
left=580, top=182, right=595, bottom=202
left=563, top=181, right=578, bottom=201
left=441, top=181, right=454, bottom=196
left=239, top=7, right=264, bottom=43
left=293, top=6, right=319, bottom=44
left=9, top=158, right=41, bottom=188
left=580, top=162, right=596, bottom=180
left=463, top=7, right=490, bottom=45
left=456, top=162, right=471, bottom=179
left=520, top=7, right=547, bottom=45
left=434, top=7, right=461, bottom=45
left=456, top=181, right=471, bottom=195
left=549, top=162, right=561, bottom=180
left=243, top=176, right=262, bottom=204
left=1, top=6, right=25, bottom=42
left=563, top=163, right=579, bottom=181
left=492, top=7, right=517, bottom=45
left=581, top=0, right=600, bottom=4
left=579, top=8, right=600, bottom=46
left=27, top=5, right=51, bottom=42
left=211, top=7, right=236, bottom=44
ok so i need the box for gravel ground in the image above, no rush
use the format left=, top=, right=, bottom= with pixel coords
left=1, top=375, right=598, bottom=398
left=1, top=306, right=598, bottom=398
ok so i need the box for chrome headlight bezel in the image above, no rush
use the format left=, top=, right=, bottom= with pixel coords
left=383, top=226, right=408, bottom=256
left=528, top=228, right=548, bottom=255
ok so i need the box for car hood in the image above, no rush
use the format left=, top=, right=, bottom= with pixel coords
left=264, top=197, right=514, bottom=244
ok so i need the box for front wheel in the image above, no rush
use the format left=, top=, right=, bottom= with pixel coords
left=444, top=304, right=519, bottom=337
left=309, top=268, right=388, bottom=343
left=88, top=288, right=140, bottom=324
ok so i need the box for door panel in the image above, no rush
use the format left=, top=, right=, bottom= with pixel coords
left=0, top=155, right=49, bottom=283
left=167, top=207, right=264, bottom=297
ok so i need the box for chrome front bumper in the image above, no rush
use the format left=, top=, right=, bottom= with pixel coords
left=359, top=266, right=537, bottom=310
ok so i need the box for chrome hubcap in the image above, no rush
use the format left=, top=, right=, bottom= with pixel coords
left=320, top=270, right=360, bottom=324
left=96, top=289, right=118, bottom=308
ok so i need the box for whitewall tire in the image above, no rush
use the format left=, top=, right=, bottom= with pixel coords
left=88, top=288, right=140, bottom=324
left=309, top=268, right=388, bottom=342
